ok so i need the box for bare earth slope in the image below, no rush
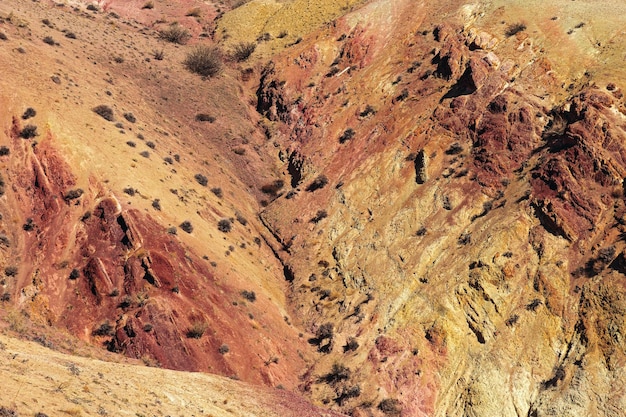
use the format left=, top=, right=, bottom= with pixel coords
left=2, top=0, right=626, bottom=416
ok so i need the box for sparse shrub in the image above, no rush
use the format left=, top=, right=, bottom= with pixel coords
left=217, top=219, right=232, bottom=233
left=416, top=226, right=427, bottom=236
left=123, top=112, right=136, bottom=123
left=195, top=113, right=215, bottom=122
left=153, top=49, right=164, bottom=60
left=119, top=295, right=132, bottom=308
left=306, top=175, right=329, bottom=192
left=86, top=4, right=99, bottom=11
left=445, top=142, right=463, bottom=155
left=65, top=31, right=77, bottom=39
left=0, top=407, right=18, bottom=417
left=210, top=187, right=223, bottom=198
left=115, top=122, right=124, bottom=129
left=343, top=337, right=359, bottom=352
left=232, top=41, right=256, bottom=62
left=527, top=298, right=542, bottom=311
left=93, top=321, right=114, bottom=336
left=139, top=151, right=150, bottom=158
left=0, top=147, right=9, bottom=156
left=232, top=147, right=246, bottom=155
left=126, top=141, right=136, bottom=147
left=146, top=141, right=156, bottom=149
left=93, top=105, right=114, bottom=121
left=257, top=32, right=271, bottom=42
left=20, top=124, right=38, bottom=139
left=359, top=105, right=376, bottom=117
left=277, top=30, right=288, bottom=38
left=4, top=266, right=18, bottom=277
left=0, top=32, right=7, bottom=41
left=69, top=268, right=80, bottom=280
left=123, top=187, right=136, bottom=196
left=143, top=323, right=153, bottom=332
left=218, top=344, right=230, bottom=354
left=184, top=45, right=222, bottom=77
left=180, top=221, right=193, bottom=233
left=142, top=1, right=154, bottom=9
left=339, top=128, right=355, bottom=144
left=235, top=213, right=248, bottom=225
left=322, top=363, right=350, bottom=384
left=505, top=23, right=526, bottom=37
left=311, top=210, right=328, bottom=223
left=42, top=36, right=56, bottom=45
left=505, top=314, right=519, bottom=326
left=23, top=218, right=35, bottom=231
left=22, top=107, right=36, bottom=120
left=186, top=321, right=207, bottom=338
left=379, top=399, right=401, bottom=416
left=152, top=199, right=161, bottom=210
left=458, top=232, right=471, bottom=245
left=241, top=290, right=256, bottom=302
left=64, top=188, right=84, bottom=200
left=194, top=173, right=208, bottom=186
left=394, top=88, right=409, bottom=102
left=163, top=156, right=173, bottom=164
left=159, top=24, right=191, bottom=44
left=167, top=226, right=177, bottom=235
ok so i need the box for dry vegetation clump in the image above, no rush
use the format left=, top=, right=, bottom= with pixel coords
left=184, top=45, right=222, bottom=77
left=93, top=105, right=114, bottom=121
left=232, top=41, right=256, bottom=62
left=159, top=24, right=191, bottom=44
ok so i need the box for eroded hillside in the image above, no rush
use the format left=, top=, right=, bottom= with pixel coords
left=1, top=0, right=626, bottom=416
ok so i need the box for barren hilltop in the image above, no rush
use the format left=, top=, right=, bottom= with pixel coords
left=1, top=0, right=626, bottom=416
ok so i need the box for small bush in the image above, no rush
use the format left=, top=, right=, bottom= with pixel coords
left=339, top=128, right=355, bottom=144
left=505, top=23, right=526, bottom=37
left=311, top=210, right=328, bottom=223
left=167, top=226, right=177, bottom=235
left=322, top=363, right=350, bottom=384
left=153, top=49, right=164, bottom=60
left=123, top=112, right=136, bottom=123
left=232, top=41, right=256, bottom=62
left=86, top=4, right=99, bottom=11
left=186, top=321, right=207, bottom=338
left=65, top=31, right=77, bottom=39
left=343, top=337, right=359, bottom=352
left=379, top=399, right=401, bottom=416
left=210, top=187, right=223, bottom=198
left=93, top=105, right=114, bottom=121
left=0, top=407, right=18, bottom=417
left=195, top=113, right=215, bottom=122
left=184, top=45, right=222, bottom=77
left=163, top=156, right=173, bottom=164
left=0, top=32, right=7, bottom=41
left=22, top=107, right=36, bottom=120
left=241, top=290, right=256, bottom=302
left=43, top=36, right=56, bottom=45
left=4, top=266, right=18, bottom=277
left=123, top=187, right=136, bottom=196
left=306, top=175, right=329, bottom=192
left=0, top=146, right=9, bottom=156
left=180, top=221, right=193, bottom=233
left=159, top=24, right=191, bottom=44
left=93, top=321, right=115, bottom=336
left=20, top=124, right=38, bottom=139
left=152, top=199, right=161, bottom=211
left=126, top=141, right=136, bottom=147
left=235, top=213, right=248, bottom=225
left=218, top=344, right=230, bottom=354
left=217, top=219, right=232, bottom=233
left=139, top=151, right=150, bottom=158
left=261, top=179, right=284, bottom=195
left=69, top=268, right=80, bottom=280
left=146, top=141, right=156, bottom=149
left=142, top=1, right=154, bottom=9
left=65, top=188, right=84, bottom=200
left=194, top=173, right=208, bottom=186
